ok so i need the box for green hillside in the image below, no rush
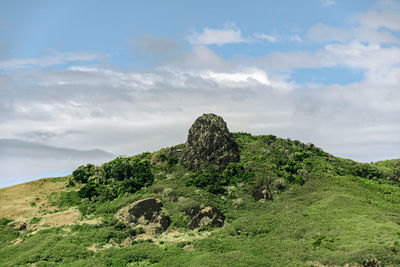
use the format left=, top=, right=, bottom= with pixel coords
left=1, top=130, right=400, bottom=266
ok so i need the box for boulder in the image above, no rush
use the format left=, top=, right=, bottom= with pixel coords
left=253, top=185, right=273, bottom=201
left=363, top=258, right=381, bottom=267
left=13, top=221, right=26, bottom=231
left=186, top=205, right=225, bottom=230
left=182, top=113, right=240, bottom=171
left=115, top=197, right=170, bottom=234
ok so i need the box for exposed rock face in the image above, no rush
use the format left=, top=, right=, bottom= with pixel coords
left=253, top=185, right=273, bottom=201
left=183, top=113, right=240, bottom=171
left=115, top=198, right=170, bottom=234
left=186, top=205, right=225, bottom=230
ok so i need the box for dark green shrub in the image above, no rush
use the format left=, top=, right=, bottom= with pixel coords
left=114, top=221, right=126, bottom=230
left=186, top=163, right=254, bottom=195
left=30, top=217, right=42, bottom=224
left=186, top=170, right=226, bottom=194
left=72, top=164, right=96, bottom=183
left=283, top=160, right=305, bottom=185
left=167, top=157, right=179, bottom=167
left=221, top=163, right=254, bottom=184
left=57, top=191, right=81, bottom=206
left=352, top=163, right=382, bottom=180
left=0, top=217, right=13, bottom=225
left=73, top=156, right=154, bottom=202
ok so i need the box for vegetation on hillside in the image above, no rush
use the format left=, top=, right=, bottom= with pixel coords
left=1, top=133, right=400, bottom=266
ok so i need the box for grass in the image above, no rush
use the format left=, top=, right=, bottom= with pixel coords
left=1, top=133, right=400, bottom=266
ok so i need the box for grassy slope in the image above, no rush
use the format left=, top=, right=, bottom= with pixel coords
left=0, top=177, right=68, bottom=220
left=1, top=134, right=400, bottom=266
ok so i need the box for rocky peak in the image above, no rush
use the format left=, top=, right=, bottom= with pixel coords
left=182, top=113, right=240, bottom=171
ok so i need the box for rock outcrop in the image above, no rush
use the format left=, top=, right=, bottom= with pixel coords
left=182, top=113, right=240, bottom=171
left=115, top=198, right=170, bottom=234
left=253, top=185, right=273, bottom=201
left=186, top=205, right=225, bottom=230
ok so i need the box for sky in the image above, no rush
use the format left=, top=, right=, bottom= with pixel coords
left=1, top=0, right=400, bottom=187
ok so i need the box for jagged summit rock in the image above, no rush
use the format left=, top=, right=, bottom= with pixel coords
left=182, top=113, right=240, bottom=171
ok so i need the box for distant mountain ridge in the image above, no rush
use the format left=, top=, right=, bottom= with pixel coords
left=0, top=139, right=114, bottom=159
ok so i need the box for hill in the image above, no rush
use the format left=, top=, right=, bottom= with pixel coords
left=1, top=114, right=400, bottom=266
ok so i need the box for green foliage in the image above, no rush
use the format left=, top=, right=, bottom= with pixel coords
left=0, top=217, right=13, bottom=226
left=0, top=224, right=18, bottom=244
left=351, top=163, right=383, bottom=180
left=186, top=163, right=254, bottom=195
left=72, top=164, right=96, bottom=183
left=126, top=227, right=145, bottom=237
left=283, top=160, right=305, bottom=185
left=5, top=132, right=400, bottom=266
left=30, top=217, right=42, bottom=224
left=186, top=170, right=225, bottom=194
left=167, top=157, right=179, bottom=167
left=29, top=202, right=36, bottom=207
left=71, top=156, right=154, bottom=202
left=57, top=191, right=81, bottom=207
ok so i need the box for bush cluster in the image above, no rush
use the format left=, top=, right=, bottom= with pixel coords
left=186, top=163, right=254, bottom=194
left=351, top=163, right=383, bottom=180
left=72, top=156, right=154, bottom=202
left=283, top=160, right=305, bottom=185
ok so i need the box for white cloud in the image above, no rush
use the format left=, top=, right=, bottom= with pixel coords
left=166, top=45, right=231, bottom=71
left=307, top=23, right=352, bottom=43
left=254, top=33, right=277, bottom=42
left=308, top=0, right=400, bottom=45
left=187, top=23, right=246, bottom=45
left=0, top=52, right=107, bottom=71
left=357, top=0, right=400, bottom=31
left=289, top=34, right=302, bottom=42
left=320, top=0, right=336, bottom=7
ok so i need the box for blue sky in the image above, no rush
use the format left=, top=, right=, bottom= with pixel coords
left=0, top=0, right=376, bottom=67
left=1, top=0, right=400, bottom=187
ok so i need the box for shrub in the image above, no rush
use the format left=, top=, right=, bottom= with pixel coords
left=72, top=156, right=154, bottom=202
left=72, top=164, right=96, bottom=183
left=186, top=163, right=254, bottom=195
left=351, top=163, right=382, bottom=180
left=283, top=160, right=305, bottom=185
left=30, top=217, right=42, bottom=224
left=114, top=221, right=126, bottom=231
left=167, top=157, right=179, bottom=167
left=0, top=217, right=13, bottom=226
left=58, top=191, right=81, bottom=206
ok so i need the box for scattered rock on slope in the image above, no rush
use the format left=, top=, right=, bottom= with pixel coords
left=186, top=205, right=225, bottom=230
left=182, top=113, right=240, bottom=171
left=12, top=221, right=26, bottom=231
left=115, top=198, right=170, bottom=234
left=253, top=185, right=273, bottom=201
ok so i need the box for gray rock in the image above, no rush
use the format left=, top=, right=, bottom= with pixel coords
left=363, top=258, right=381, bottom=267
left=253, top=185, right=273, bottom=201
left=186, top=205, right=225, bottom=230
left=13, top=221, right=26, bottom=231
left=115, top=197, right=170, bottom=234
left=182, top=113, right=240, bottom=171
